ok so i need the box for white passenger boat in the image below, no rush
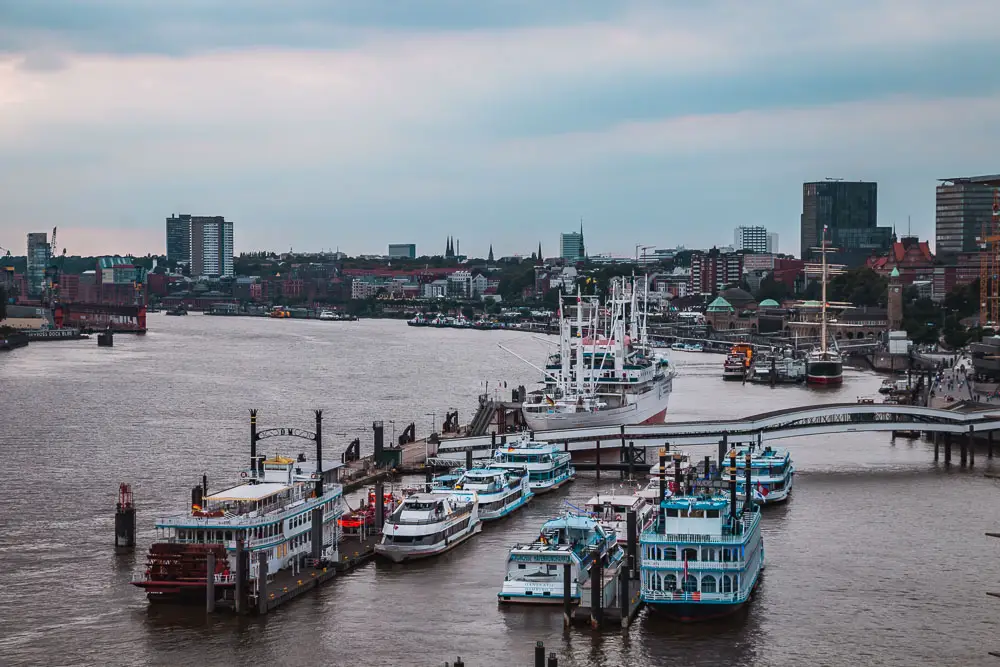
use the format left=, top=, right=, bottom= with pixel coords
left=489, top=435, right=575, bottom=494
left=585, top=493, right=655, bottom=545
left=435, top=467, right=533, bottom=521
left=132, top=451, right=345, bottom=604
left=375, top=492, right=482, bottom=562
left=516, top=279, right=675, bottom=431
left=732, top=445, right=794, bottom=504
left=498, top=514, right=623, bottom=605
left=640, top=484, right=764, bottom=621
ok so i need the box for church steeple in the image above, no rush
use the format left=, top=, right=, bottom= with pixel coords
left=488, top=244, right=494, bottom=262
left=537, top=242, right=543, bottom=264
left=579, top=219, right=586, bottom=260
left=446, top=236, right=454, bottom=258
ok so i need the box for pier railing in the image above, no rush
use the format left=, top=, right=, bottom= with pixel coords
left=641, top=560, right=747, bottom=572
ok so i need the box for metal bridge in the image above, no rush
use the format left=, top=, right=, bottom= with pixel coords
left=434, top=403, right=1000, bottom=458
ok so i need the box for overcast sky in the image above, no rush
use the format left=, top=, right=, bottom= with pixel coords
left=1, top=0, right=998, bottom=258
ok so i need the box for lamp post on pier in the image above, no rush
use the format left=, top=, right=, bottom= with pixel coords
left=425, top=412, right=436, bottom=462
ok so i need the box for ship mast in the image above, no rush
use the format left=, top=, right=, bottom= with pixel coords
left=575, top=286, right=584, bottom=395
left=820, top=225, right=828, bottom=357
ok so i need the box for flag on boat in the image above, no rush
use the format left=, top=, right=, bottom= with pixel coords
left=545, top=395, right=555, bottom=406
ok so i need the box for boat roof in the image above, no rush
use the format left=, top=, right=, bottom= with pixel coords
left=542, top=514, right=599, bottom=531
left=586, top=494, right=640, bottom=506
left=404, top=493, right=442, bottom=503
left=661, top=495, right=729, bottom=511
left=733, top=446, right=790, bottom=459
left=207, top=482, right=289, bottom=502
left=464, top=468, right=505, bottom=476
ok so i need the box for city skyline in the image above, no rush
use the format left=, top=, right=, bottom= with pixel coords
left=1, top=1, right=999, bottom=257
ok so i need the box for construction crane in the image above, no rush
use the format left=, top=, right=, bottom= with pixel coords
left=980, top=187, right=1000, bottom=327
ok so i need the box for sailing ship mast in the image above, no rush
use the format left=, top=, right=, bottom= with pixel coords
left=820, top=225, right=828, bottom=357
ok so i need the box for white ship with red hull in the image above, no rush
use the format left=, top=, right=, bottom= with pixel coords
left=514, top=277, right=675, bottom=432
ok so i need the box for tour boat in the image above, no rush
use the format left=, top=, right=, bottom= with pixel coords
left=516, top=279, right=675, bottom=430
left=488, top=434, right=575, bottom=494
left=585, top=493, right=655, bottom=545
left=338, top=486, right=401, bottom=535
left=317, top=310, right=336, bottom=321
left=723, top=343, right=753, bottom=380
left=732, top=445, right=794, bottom=504
left=635, top=477, right=677, bottom=505
left=498, top=514, right=624, bottom=605
left=407, top=314, right=429, bottom=327
left=748, top=350, right=806, bottom=384
left=649, top=453, right=691, bottom=478
left=435, top=467, right=533, bottom=521
left=640, top=472, right=764, bottom=621
left=375, top=492, right=482, bottom=563
left=132, top=452, right=345, bottom=604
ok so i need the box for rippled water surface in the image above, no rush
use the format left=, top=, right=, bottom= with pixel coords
left=1, top=315, right=998, bottom=666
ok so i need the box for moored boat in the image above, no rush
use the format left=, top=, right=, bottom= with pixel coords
left=435, top=467, right=533, bottom=521
left=731, top=445, right=794, bottom=504
left=131, top=451, right=344, bottom=604
left=498, top=514, right=624, bottom=605
left=517, top=279, right=675, bottom=431
left=375, top=492, right=482, bottom=563
left=488, top=434, right=575, bottom=494
left=640, top=451, right=764, bottom=621
left=338, top=486, right=402, bottom=534
left=585, top=493, right=655, bottom=545
left=723, top=344, right=752, bottom=380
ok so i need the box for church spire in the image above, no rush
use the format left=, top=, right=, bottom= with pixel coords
left=537, top=241, right=543, bottom=263
left=488, top=244, right=494, bottom=262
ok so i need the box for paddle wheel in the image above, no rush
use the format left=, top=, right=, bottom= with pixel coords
left=132, top=542, right=231, bottom=603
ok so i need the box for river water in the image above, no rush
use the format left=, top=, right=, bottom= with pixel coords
left=1, top=316, right=998, bottom=666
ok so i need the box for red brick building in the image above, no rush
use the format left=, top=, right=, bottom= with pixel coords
left=866, top=237, right=934, bottom=284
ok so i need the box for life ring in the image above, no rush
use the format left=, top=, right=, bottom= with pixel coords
left=240, top=472, right=248, bottom=479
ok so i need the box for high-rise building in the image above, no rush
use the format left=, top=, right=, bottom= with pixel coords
left=166, top=214, right=193, bottom=264
left=388, top=244, right=416, bottom=259
left=689, top=248, right=743, bottom=295
left=767, top=233, right=779, bottom=254
left=733, top=226, right=770, bottom=253
left=935, top=176, right=998, bottom=255
left=560, top=223, right=586, bottom=262
left=165, top=214, right=234, bottom=277
left=26, top=232, right=50, bottom=298
left=800, top=181, right=891, bottom=266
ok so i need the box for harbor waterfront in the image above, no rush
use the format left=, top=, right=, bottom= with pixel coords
left=1, top=315, right=999, bottom=666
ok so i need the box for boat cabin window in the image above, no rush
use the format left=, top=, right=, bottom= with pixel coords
left=706, top=509, right=720, bottom=518
left=665, top=509, right=679, bottom=517
left=405, top=500, right=440, bottom=511
left=681, top=547, right=698, bottom=562
left=701, top=575, right=717, bottom=593
left=665, top=546, right=676, bottom=560
left=682, top=575, right=698, bottom=593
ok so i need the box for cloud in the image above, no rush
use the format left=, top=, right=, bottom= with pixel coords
left=0, top=0, right=998, bottom=256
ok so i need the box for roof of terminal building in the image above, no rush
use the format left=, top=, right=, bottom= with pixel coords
left=938, top=175, right=1000, bottom=186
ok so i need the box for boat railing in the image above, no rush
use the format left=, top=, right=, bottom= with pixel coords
left=155, top=490, right=343, bottom=528
left=643, top=590, right=744, bottom=602
left=390, top=506, right=474, bottom=526
left=641, top=559, right=747, bottom=572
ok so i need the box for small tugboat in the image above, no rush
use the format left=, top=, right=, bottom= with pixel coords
left=435, top=467, right=533, bottom=521
left=317, top=310, right=337, bottom=321
left=407, top=314, right=429, bottom=327
left=498, top=514, right=624, bottom=604
left=723, top=343, right=753, bottom=380
left=640, top=450, right=764, bottom=621
left=165, top=306, right=188, bottom=316
left=375, top=492, right=482, bottom=562
left=585, top=492, right=655, bottom=545
left=748, top=349, right=806, bottom=384
left=488, top=434, right=575, bottom=494
left=732, top=444, right=794, bottom=504
left=338, top=486, right=401, bottom=535
left=132, top=448, right=344, bottom=604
